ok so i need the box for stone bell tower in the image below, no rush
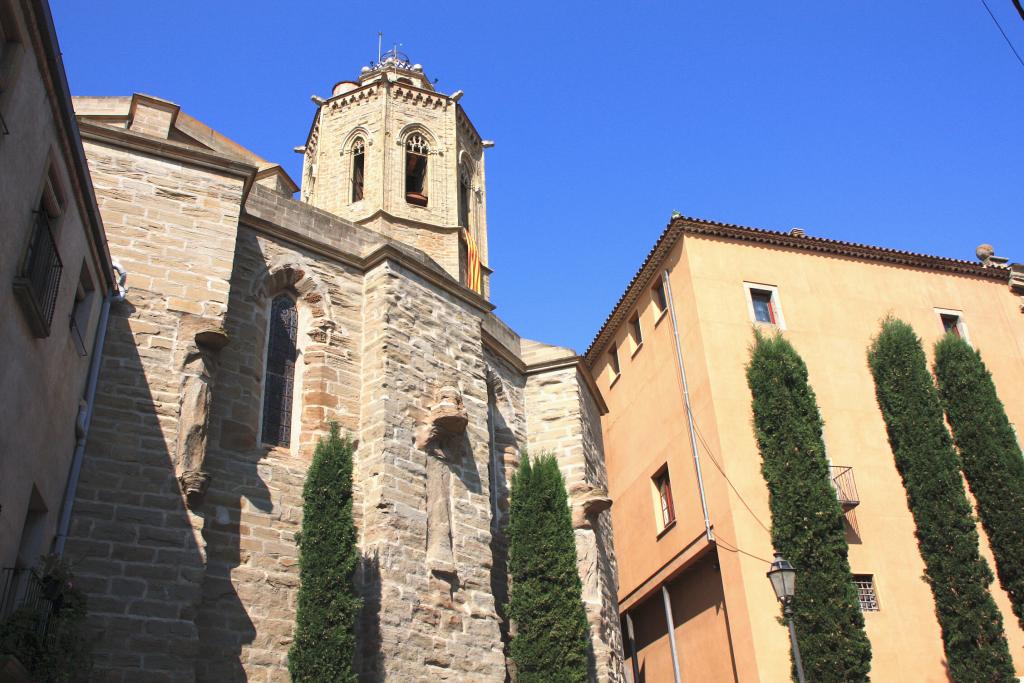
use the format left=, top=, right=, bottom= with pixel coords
left=299, top=49, right=492, bottom=296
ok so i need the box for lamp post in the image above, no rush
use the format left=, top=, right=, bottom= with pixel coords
left=767, top=553, right=806, bottom=683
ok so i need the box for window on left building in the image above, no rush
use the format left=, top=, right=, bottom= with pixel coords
left=13, top=166, right=64, bottom=337
left=262, top=294, right=298, bottom=447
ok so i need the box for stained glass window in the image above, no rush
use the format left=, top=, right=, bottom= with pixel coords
left=262, top=295, right=298, bottom=446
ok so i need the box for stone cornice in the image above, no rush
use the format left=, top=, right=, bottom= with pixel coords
left=585, top=215, right=1015, bottom=366
left=523, top=354, right=609, bottom=416
left=78, top=120, right=258, bottom=200
left=240, top=211, right=496, bottom=316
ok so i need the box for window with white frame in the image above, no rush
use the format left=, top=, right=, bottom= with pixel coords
left=652, top=466, right=675, bottom=531
left=935, top=308, right=968, bottom=341
left=744, top=283, right=786, bottom=328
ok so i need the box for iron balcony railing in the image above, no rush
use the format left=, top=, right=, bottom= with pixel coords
left=13, top=210, right=63, bottom=337
left=829, top=465, right=860, bottom=509
left=0, top=567, right=55, bottom=638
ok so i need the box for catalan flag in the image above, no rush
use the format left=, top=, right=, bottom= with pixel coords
left=464, top=227, right=482, bottom=295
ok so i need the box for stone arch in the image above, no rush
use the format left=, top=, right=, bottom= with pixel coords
left=397, top=123, right=438, bottom=153
left=341, top=126, right=373, bottom=155
left=252, top=255, right=336, bottom=344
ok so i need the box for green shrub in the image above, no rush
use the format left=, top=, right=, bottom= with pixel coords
left=867, top=318, right=1014, bottom=682
left=934, top=334, right=1024, bottom=630
left=746, top=330, right=871, bottom=682
left=288, top=424, right=361, bottom=682
left=507, top=453, right=589, bottom=683
left=0, top=559, right=92, bottom=683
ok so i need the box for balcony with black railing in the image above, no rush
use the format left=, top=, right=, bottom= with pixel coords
left=13, top=211, right=63, bottom=337
left=0, top=567, right=56, bottom=639
left=829, top=465, right=860, bottom=509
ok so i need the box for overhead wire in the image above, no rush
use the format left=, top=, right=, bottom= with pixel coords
left=980, top=0, right=1024, bottom=68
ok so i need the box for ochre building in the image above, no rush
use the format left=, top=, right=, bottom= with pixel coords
left=587, top=216, right=1024, bottom=681
left=58, top=53, right=624, bottom=681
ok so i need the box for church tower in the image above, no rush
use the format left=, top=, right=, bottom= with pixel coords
left=299, top=49, right=492, bottom=297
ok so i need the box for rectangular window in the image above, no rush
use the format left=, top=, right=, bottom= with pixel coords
left=935, top=309, right=968, bottom=342
left=652, top=279, right=668, bottom=316
left=653, top=467, right=675, bottom=529
left=69, top=261, right=95, bottom=356
left=458, top=177, right=470, bottom=228
left=13, top=209, right=62, bottom=337
left=750, top=289, right=776, bottom=324
left=629, top=313, right=643, bottom=350
left=853, top=575, right=879, bottom=612
left=940, top=313, right=961, bottom=338
left=608, top=343, right=621, bottom=379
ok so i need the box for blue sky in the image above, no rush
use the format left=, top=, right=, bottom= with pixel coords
left=52, top=2, right=1024, bottom=352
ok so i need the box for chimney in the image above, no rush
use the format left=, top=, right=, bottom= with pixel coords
left=789, top=228, right=806, bottom=237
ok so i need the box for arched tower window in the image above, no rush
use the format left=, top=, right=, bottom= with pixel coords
left=261, top=294, right=298, bottom=447
left=350, top=138, right=365, bottom=203
left=458, top=163, right=472, bottom=228
left=405, top=133, right=429, bottom=207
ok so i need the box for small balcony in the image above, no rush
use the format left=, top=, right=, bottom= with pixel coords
left=0, top=567, right=56, bottom=637
left=829, top=465, right=860, bottom=509
left=12, top=211, right=63, bottom=338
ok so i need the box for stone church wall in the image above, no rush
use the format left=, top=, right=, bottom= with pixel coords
left=525, top=366, right=625, bottom=683
left=356, top=260, right=506, bottom=680
left=65, top=139, right=246, bottom=679
left=67, top=103, right=623, bottom=682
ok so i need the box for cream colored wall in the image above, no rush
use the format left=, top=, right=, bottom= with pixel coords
left=680, top=234, right=1024, bottom=680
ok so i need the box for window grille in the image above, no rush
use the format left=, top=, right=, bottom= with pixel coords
left=261, top=295, right=298, bottom=447
left=853, top=575, right=879, bottom=612
left=13, top=210, right=63, bottom=337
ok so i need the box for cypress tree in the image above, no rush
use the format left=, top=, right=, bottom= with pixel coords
left=867, top=318, right=1014, bottom=682
left=289, top=424, right=361, bottom=682
left=934, top=334, right=1024, bottom=630
left=746, top=331, right=871, bottom=682
left=507, top=453, right=589, bottom=683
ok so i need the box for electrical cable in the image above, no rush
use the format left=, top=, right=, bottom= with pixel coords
left=714, top=536, right=773, bottom=564
left=691, top=421, right=773, bottom=535
left=980, top=0, right=1024, bottom=68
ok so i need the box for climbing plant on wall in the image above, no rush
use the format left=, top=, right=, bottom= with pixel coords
left=289, top=424, right=361, bottom=682
left=507, top=453, right=589, bottom=683
left=934, top=333, right=1024, bottom=630
left=868, top=318, right=1014, bottom=682
left=746, top=330, right=871, bottom=682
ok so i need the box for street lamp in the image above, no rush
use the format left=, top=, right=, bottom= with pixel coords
left=767, top=553, right=806, bottom=683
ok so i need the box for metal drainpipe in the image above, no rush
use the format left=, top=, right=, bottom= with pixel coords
left=662, top=269, right=714, bottom=543
left=53, top=263, right=126, bottom=556
left=661, top=584, right=683, bottom=683
left=625, top=611, right=642, bottom=683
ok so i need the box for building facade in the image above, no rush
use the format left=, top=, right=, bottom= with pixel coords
left=60, top=51, right=623, bottom=682
left=1, top=0, right=114, bottom=587
left=587, top=216, right=1024, bottom=681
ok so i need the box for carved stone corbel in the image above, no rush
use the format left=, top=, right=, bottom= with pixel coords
left=570, top=482, right=613, bottom=530
left=174, top=316, right=229, bottom=508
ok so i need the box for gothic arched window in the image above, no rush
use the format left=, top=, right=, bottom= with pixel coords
left=350, top=138, right=365, bottom=203
left=458, top=163, right=471, bottom=228
left=405, top=133, right=429, bottom=207
left=261, top=294, right=298, bottom=447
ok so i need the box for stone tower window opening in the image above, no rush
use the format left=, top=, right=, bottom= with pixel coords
left=350, top=137, right=365, bottom=203
left=261, top=294, right=299, bottom=447
left=458, top=163, right=472, bottom=228
left=405, top=132, right=429, bottom=207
